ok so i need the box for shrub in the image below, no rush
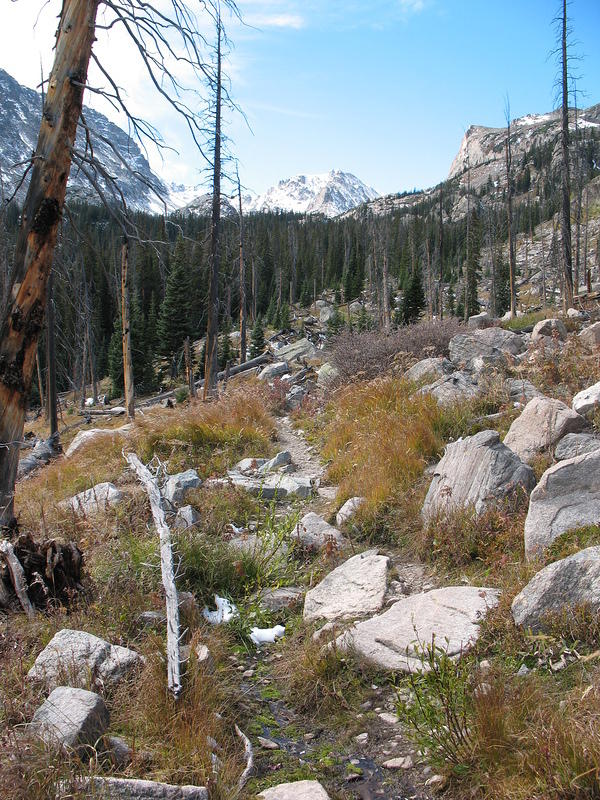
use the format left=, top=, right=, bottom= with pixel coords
left=330, top=318, right=462, bottom=383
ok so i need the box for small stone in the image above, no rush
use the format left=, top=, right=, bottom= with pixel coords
left=242, top=669, right=254, bottom=678
left=516, top=664, right=530, bottom=677
left=378, top=712, right=399, bottom=725
left=354, top=732, right=369, bottom=744
left=258, top=736, right=280, bottom=750
left=383, top=756, right=413, bottom=770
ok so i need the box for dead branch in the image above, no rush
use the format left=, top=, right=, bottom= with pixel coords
left=125, top=452, right=182, bottom=698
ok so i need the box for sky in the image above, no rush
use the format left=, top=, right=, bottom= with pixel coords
left=1, top=0, right=600, bottom=197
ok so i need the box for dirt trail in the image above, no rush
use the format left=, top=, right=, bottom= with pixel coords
left=275, top=415, right=324, bottom=482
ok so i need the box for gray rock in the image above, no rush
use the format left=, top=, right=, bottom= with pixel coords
left=258, top=361, right=290, bottom=381
left=555, top=433, right=600, bottom=461
left=84, top=777, right=208, bottom=799
left=65, top=426, right=131, bottom=458
left=303, top=550, right=389, bottom=622
left=531, top=318, right=567, bottom=342
left=568, top=307, right=587, bottom=319
left=573, top=380, right=600, bottom=416
left=295, top=512, right=347, bottom=551
left=30, top=686, right=109, bottom=755
left=449, top=327, right=524, bottom=368
left=139, top=611, right=166, bottom=627
left=276, top=338, right=317, bottom=363
left=97, top=644, right=145, bottom=688
left=174, top=505, right=200, bottom=530
left=235, top=457, right=268, bottom=474
left=579, top=321, right=600, bottom=349
left=512, top=547, right=600, bottom=631
left=257, top=451, right=292, bottom=474
left=65, top=482, right=123, bottom=516
left=259, top=587, right=304, bottom=612
left=163, top=470, right=202, bottom=506
left=468, top=311, right=494, bottom=329
left=422, top=430, right=535, bottom=522
left=337, top=586, right=499, bottom=672
left=259, top=781, right=330, bottom=800
left=107, top=736, right=133, bottom=769
left=404, top=357, right=453, bottom=383
left=270, top=473, right=313, bottom=498
left=336, top=496, right=365, bottom=526
left=506, top=378, right=543, bottom=404
left=194, top=644, right=214, bottom=672
left=28, top=629, right=143, bottom=690
left=418, top=371, right=480, bottom=406
left=524, top=450, right=600, bottom=557
left=316, top=362, right=339, bottom=387
left=285, top=384, right=309, bottom=410
left=503, top=396, right=586, bottom=463
left=319, top=305, right=334, bottom=323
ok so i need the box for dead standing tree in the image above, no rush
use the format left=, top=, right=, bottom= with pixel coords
left=0, top=0, right=236, bottom=527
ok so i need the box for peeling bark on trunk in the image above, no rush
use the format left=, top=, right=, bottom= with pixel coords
left=237, top=172, right=246, bottom=364
left=0, top=0, right=99, bottom=526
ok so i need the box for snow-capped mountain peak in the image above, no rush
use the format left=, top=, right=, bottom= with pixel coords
left=245, top=170, right=379, bottom=217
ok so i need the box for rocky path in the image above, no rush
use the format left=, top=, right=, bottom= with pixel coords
left=241, top=416, right=434, bottom=799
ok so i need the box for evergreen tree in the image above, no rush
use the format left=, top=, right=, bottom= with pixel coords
left=157, top=236, right=192, bottom=369
left=327, top=308, right=345, bottom=337
left=250, top=317, right=266, bottom=358
left=279, top=303, right=291, bottom=330
left=399, top=268, right=425, bottom=324
left=299, top=281, right=311, bottom=308
left=218, top=320, right=234, bottom=370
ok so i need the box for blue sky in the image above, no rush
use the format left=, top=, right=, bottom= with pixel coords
left=2, top=0, right=600, bottom=196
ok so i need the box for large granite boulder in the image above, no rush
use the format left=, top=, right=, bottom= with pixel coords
left=506, top=378, right=543, bottom=405
left=531, top=318, right=567, bottom=342
left=404, top=357, right=453, bottom=383
left=579, top=321, right=600, bottom=349
left=84, top=778, right=208, bottom=799
left=303, top=550, right=389, bottom=623
left=337, top=586, right=499, bottom=672
left=28, top=629, right=143, bottom=690
left=64, top=482, right=123, bottom=516
left=418, top=371, right=480, bottom=406
left=503, top=396, right=586, bottom=463
left=258, top=361, right=290, bottom=381
left=317, top=362, right=339, bottom=387
left=422, top=430, right=535, bottom=523
left=512, top=547, right=600, bottom=631
left=295, top=512, right=347, bottom=551
left=572, top=380, right=600, bottom=416
left=555, top=433, right=600, bottom=461
left=524, top=450, right=600, bottom=558
left=468, top=311, right=495, bottom=329
left=448, top=327, right=524, bottom=368
left=275, top=338, right=317, bottom=363
left=259, top=781, right=330, bottom=800
left=30, top=687, right=109, bottom=755
left=65, top=425, right=131, bottom=458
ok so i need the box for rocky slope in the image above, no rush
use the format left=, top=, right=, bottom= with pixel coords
left=0, top=67, right=168, bottom=210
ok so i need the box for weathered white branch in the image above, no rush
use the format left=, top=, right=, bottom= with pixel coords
left=0, top=540, right=35, bottom=618
left=234, top=724, right=254, bottom=793
left=125, top=452, right=182, bottom=698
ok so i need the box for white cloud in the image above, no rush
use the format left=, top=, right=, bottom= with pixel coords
left=399, top=0, right=426, bottom=10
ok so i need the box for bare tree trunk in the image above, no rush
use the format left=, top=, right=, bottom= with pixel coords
left=203, top=14, right=222, bottom=400
left=382, top=250, right=390, bottom=330
left=560, top=0, right=573, bottom=310
left=87, top=327, right=98, bottom=404
left=505, top=109, right=517, bottom=318
left=237, top=170, right=246, bottom=364
left=36, top=349, right=44, bottom=412
left=438, top=187, right=444, bottom=319
left=46, top=273, right=58, bottom=438
left=0, top=0, right=99, bottom=525
left=121, top=240, right=135, bottom=420
left=79, top=326, right=88, bottom=409
left=184, top=336, right=195, bottom=398
left=251, top=258, right=256, bottom=322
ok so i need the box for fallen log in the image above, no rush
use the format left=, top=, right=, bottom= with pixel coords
left=137, top=351, right=272, bottom=409
left=125, top=452, right=182, bottom=699
left=17, top=433, right=62, bottom=480
left=0, top=540, right=35, bottom=617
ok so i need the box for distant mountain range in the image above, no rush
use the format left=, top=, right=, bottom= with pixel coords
left=0, top=67, right=378, bottom=218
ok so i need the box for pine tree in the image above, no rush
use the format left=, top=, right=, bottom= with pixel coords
left=279, top=303, right=291, bottom=330
left=218, top=320, right=234, bottom=370
left=399, top=268, right=425, bottom=324
left=327, top=308, right=345, bottom=337
left=157, top=236, right=192, bottom=368
left=250, top=317, right=266, bottom=358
